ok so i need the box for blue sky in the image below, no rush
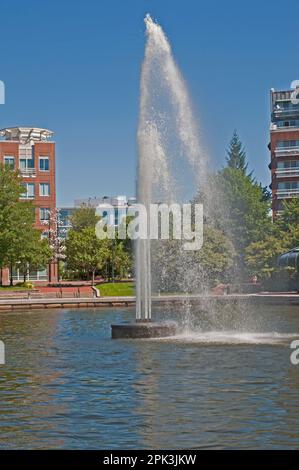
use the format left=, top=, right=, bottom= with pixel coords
left=0, top=0, right=298, bottom=206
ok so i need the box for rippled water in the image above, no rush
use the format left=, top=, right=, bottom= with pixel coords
left=1, top=303, right=299, bottom=449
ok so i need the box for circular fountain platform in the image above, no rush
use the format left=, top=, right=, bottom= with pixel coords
left=111, top=321, right=178, bottom=339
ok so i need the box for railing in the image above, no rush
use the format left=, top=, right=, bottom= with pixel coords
left=276, top=189, right=299, bottom=199
left=275, top=169, right=299, bottom=178
left=273, top=108, right=299, bottom=117
left=275, top=148, right=299, bottom=157
left=19, top=168, right=36, bottom=176
left=271, top=123, right=299, bottom=131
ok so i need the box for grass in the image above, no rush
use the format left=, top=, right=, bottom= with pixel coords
left=96, top=281, right=135, bottom=297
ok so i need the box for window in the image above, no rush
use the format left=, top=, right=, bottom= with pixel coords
left=41, top=231, right=49, bottom=240
left=277, top=161, right=299, bottom=169
left=277, top=140, right=299, bottom=149
left=21, top=183, right=35, bottom=199
left=39, top=156, right=49, bottom=171
left=4, top=156, right=15, bottom=168
left=275, top=101, right=299, bottom=111
left=277, top=120, right=299, bottom=128
left=40, top=208, right=50, bottom=221
left=19, top=145, right=34, bottom=172
left=278, top=181, right=299, bottom=190
left=19, top=158, right=34, bottom=171
left=39, top=183, right=50, bottom=196
left=12, top=266, right=48, bottom=281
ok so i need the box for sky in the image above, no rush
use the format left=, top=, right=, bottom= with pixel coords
left=0, top=0, right=299, bottom=206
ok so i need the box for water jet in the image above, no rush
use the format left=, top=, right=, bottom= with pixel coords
left=112, top=14, right=205, bottom=339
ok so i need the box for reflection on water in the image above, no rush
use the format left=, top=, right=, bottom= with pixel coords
left=0, top=304, right=299, bottom=449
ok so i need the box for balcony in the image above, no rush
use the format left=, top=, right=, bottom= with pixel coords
left=19, top=168, right=36, bottom=177
left=274, top=147, right=299, bottom=157
left=276, top=189, right=299, bottom=199
left=271, top=123, right=299, bottom=131
left=273, top=108, right=299, bottom=119
left=275, top=168, right=299, bottom=178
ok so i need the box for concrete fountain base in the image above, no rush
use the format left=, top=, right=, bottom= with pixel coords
left=111, top=320, right=178, bottom=339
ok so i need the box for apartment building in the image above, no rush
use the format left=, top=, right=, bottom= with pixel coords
left=270, top=85, right=299, bottom=217
left=0, top=127, right=57, bottom=283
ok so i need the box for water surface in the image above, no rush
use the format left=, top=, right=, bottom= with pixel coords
left=0, top=304, right=299, bottom=449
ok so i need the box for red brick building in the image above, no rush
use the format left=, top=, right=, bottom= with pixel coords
left=0, top=127, right=57, bottom=284
left=270, top=86, right=299, bottom=218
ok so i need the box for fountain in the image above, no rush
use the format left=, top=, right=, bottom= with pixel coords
left=112, top=14, right=207, bottom=339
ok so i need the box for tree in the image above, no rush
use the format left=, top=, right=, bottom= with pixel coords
left=2, top=201, right=52, bottom=285
left=116, top=215, right=134, bottom=255
left=149, top=223, right=235, bottom=294
left=65, top=205, right=134, bottom=283
left=66, top=227, right=105, bottom=285
left=0, top=164, right=52, bottom=285
left=16, top=231, right=52, bottom=283
left=276, top=198, right=299, bottom=232
left=0, top=164, right=24, bottom=270
left=226, top=130, right=250, bottom=176
left=245, top=234, right=288, bottom=281
left=70, top=205, right=100, bottom=231
left=0, top=163, right=23, bottom=209
left=195, top=226, right=235, bottom=285
left=210, top=167, right=272, bottom=278
left=245, top=199, right=299, bottom=287
left=106, top=240, right=132, bottom=281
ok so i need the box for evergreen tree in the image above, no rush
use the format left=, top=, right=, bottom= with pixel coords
left=276, top=198, right=299, bottom=233
left=203, top=167, right=272, bottom=280
left=226, top=130, right=249, bottom=175
left=220, top=168, right=271, bottom=247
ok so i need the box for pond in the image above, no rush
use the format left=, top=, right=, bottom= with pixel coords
left=0, top=303, right=299, bottom=449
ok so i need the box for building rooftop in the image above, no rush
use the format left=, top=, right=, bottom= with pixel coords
left=74, top=196, right=136, bottom=208
left=0, top=127, right=54, bottom=143
left=270, top=84, right=299, bottom=126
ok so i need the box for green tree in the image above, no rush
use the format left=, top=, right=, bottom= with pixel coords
left=0, top=164, right=23, bottom=269
left=196, top=226, right=235, bottom=285
left=245, top=234, right=288, bottom=281
left=276, top=198, right=299, bottom=232
left=226, top=130, right=249, bottom=175
left=0, top=164, right=51, bottom=285
left=70, top=205, right=100, bottom=231
left=16, top=231, right=52, bottom=283
left=66, top=207, right=134, bottom=283
left=245, top=199, right=299, bottom=287
left=211, top=167, right=272, bottom=278
left=117, top=215, right=134, bottom=255
left=150, top=224, right=234, bottom=293
left=3, top=201, right=52, bottom=285
left=106, top=240, right=132, bottom=280
left=66, top=227, right=106, bottom=284
left=0, top=163, right=23, bottom=208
